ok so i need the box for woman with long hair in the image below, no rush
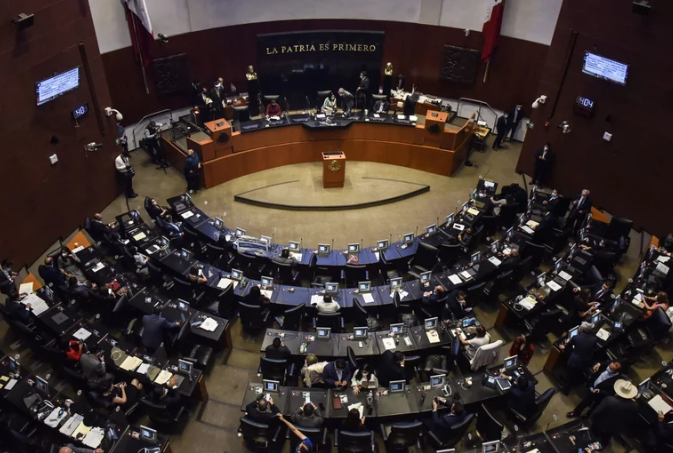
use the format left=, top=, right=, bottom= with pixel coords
left=351, top=363, right=379, bottom=395
left=508, top=334, right=534, bottom=365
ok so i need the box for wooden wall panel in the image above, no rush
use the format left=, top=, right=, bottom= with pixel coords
left=517, top=0, right=673, bottom=235
left=0, top=1, right=119, bottom=266
left=102, top=19, right=548, bottom=124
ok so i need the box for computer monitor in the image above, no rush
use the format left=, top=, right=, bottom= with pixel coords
left=263, top=379, right=279, bottom=393
left=318, top=244, right=331, bottom=256
left=35, top=376, right=49, bottom=395
left=568, top=326, right=579, bottom=339
left=236, top=227, right=246, bottom=238
left=420, top=271, right=432, bottom=285
left=390, top=277, right=402, bottom=291
left=424, top=317, right=438, bottom=330
left=537, top=273, right=546, bottom=287
left=177, top=299, right=189, bottom=312
left=214, top=217, right=224, bottom=229
left=377, top=239, right=389, bottom=250
left=8, top=356, right=17, bottom=372
left=289, top=241, right=300, bottom=252
left=482, top=440, right=501, bottom=453
left=445, top=214, right=454, bottom=226
left=180, top=249, right=192, bottom=260
left=390, top=323, right=404, bottom=334
left=358, top=281, right=371, bottom=293
left=403, top=233, right=414, bottom=244
left=639, top=378, right=651, bottom=394
left=504, top=355, right=518, bottom=370
left=348, top=243, right=360, bottom=254
left=231, top=269, right=243, bottom=280
left=140, top=425, right=158, bottom=443
left=591, top=313, right=601, bottom=325
left=261, top=235, right=272, bottom=246
left=430, top=374, right=446, bottom=388
left=555, top=259, right=563, bottom=274
left=471, top=252, right=481, bottom=264
left=390, top=380, right=405, bottom=393
left=261, top=276, right=273, bottom=289
left=316, top=327, right=331, bottom=339
left=178, top=359, right=193, bottom=376
left=491, top=241, right=499, bottom=254
left=426, top=224, right=437, bottom=235
left=353, top=327, right=368, bottom=340
left=507, top=227, right=514, bottom=239
left=325, top=282, right=338, bottom=295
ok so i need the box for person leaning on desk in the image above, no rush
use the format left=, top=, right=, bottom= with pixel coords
left=426, top=399, right=466, bottom=433
left=379, top=351, right=406, bottom=386
left=457, top=325, right=490, bottom=359
left=265, top=337, right=291, bottom=360
left=559, top=322, right=599, bottom=393
left=422, top=285, right=446, bottom=308
left=60, top=444, right=104, bottom=453
left=141, top=305, right=181, bottom=354
left=290, top=401, right=324, bottom=428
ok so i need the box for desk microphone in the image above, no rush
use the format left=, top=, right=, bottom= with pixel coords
left=331, top=239, right=334, bottom=251
left=389, top=233, right=392, bottom=246
left=300, top=237, right=303, bottom=249
left=415, top=225, right=418, bottom=238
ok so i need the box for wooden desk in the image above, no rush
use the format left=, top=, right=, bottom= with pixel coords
left=392, top=97, right=440, bottom=116
left=21, top=273, right=43, bottom=291
left=650, top=235, right=660, bottom=248
left=66, top=231, right=91, bottom=250
left=590, top=207, right=610, bottom=224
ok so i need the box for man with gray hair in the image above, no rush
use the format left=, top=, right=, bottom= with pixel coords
left=59, top=445, right=104, bottom=453
left=560, top=321, right=599, bottom=394
left=569, top=189, right=592, bottom=235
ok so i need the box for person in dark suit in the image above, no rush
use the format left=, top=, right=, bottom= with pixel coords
left=421, top=285, right=446, bottom=312
left=209, top=78, right=225, bottom=120
left=568, top=189, right=592, bottom=234
left=506, top=104, right=524, bottom=141
left=379, top=351, right=406, bottom=386
left=265, top=337, right=291, bottom=360
left=504, top=375, right=536, bottom=415
left=184, top=149, right=202, bottom=194
left=458, top=227, right=474, bottom=248
left=499, top=249, right=521, bottom=272
left=244, top=285, right=271, bottom=307
left=532, top=143, right=555, bottom=186
left=396, top=74, right=405, bottom=90
left=161, top=214, right=184, bottom=239
left=427, top=399, right=466, bottom=434
left=0, top=259, right=18, bottom=296
left=567, top=360, right=624, bottom=418
left=373, top=98, right=389, bottom=114
left=38, top=257, right=68, bottom=291
left=560, top=322, right=599, bottom=392
left=356, top=71, right=370, bottom=107
left=442, top=290, right=471, bottom=320
left=90, top=213, right=119, bottom=236
left=5, top=292, right=31, bottom=323
left=493, top=113, right=509, bottom=150
left=245, top=394, right=281, bottom=424
left=290, top=402, right=324, bottom=428
left=338, top=88, right=355, bottom=114
left=80, top=346, right=114, bottom=390
left=591, top=380, right=641, bottom=446
left=579, top=279, right=615, bottom=310
left=342, top=408, right=368, bottom=431
left=322, top=359, right=352, bottom=389
left=67, top=277, right=96, bottom=302
left=643, top=410, right=673, bottom=452
left=542, top=189, right=561, bottom=212
left=272, top=248, right=296, bottom=267
left=141, top=307, right=181, bottom=353
left=146, top=198, right=168, bottom=220
left=151, top=375, right=183, bottom=414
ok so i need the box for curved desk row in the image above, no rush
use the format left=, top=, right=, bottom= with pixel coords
left=162, top=112, right=476, bottom=189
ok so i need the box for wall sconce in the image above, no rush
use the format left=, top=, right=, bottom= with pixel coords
left=559, top=121, right=572, bottom=134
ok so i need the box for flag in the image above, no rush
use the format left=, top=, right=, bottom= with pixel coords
left=481, top=0, right=505, bottom=62
left=123, top=0, right=153, bottom=68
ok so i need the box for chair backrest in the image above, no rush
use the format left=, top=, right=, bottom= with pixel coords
left=283, top=303, right=304, bottom=323
left=347, top=346, right=358, bottom=371
left=338, top=430, right=373, bottom=453
left=438, top=243, right=462, bottom=267
left=470, top=339, right=503, bottom=370
left=290, top=426, right=322, bottom=449
left=525, top=388, right=556, bottom=426
left=316, top=312, right=341, bottom=331
left=444, top=413, right=474, bottom=446
left=260, top=357, right=288, bottom=381
left=413, top=242, right=439, bottom=268
left=388, top=421, right=423, bottom=448
left=238, top=302, right=264, bottom=327
left=466, top=281, right=486, bottom=304
left=353, top=299, right=368, bottom=325
left=648, top=307, right=673, bottom=340
left=476, top=403, right=503, bottom=441
left=234, top=106, right=250, bottom=122
left=239, top=416, right=271, bottom=445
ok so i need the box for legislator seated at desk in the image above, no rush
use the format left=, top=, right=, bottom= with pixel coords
left=379, top=351, right=406, bottom=386
left=5, top=292, right=32, bottom=323
left=266, top=337, right=291, bottom=360
left=323, top=359, right=352, bottom=389
left=425, top=399, right=467, bottom=435
left=246, top=394, right=281, bottom=424
left=265, top=99, right=283, bottom=118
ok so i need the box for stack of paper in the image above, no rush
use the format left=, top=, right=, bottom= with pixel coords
left=217, top=278, right=237, bottom=289
left=648, top=394, right=672, bottom=414
left=59, top=414, right=83, bottom=437
left=120, top=356, right=143, bottom=371
left=488, top=256, right=502, bottom=266
left=382, top=337, right=396, bottom=350
left=460, top=271, right=472, bottom=281
left=526, top=220, right=540, bottom=229
left=467, top=207, right=480, bottom=216
left=558, top=271, right=572, bottom=281
left=657, top=255, right=671, bottom=263
left=261, top=289, right=273, bottom=299
left=596, top=329, right=610, bottom=341
left=92, top=262, right=105, bottom=273
left=72, top=328, right=92, bottom=341
left=448, top=275, right=462, bottom=285
left=362, top=293, right=375, bottom=304
left=19, top=282, right=34, bottom=294
left=199, top=317, right=218, bottom=332
left=290, top=253, right=303, bottom=262
left=22, top=293, right=49, bottom=316
left=133, top=232, right=147, bottom=241
left=426, top=330, right=440, bottom=344
left=71, top=422, right=92, bottom=440
left=5, top=378, right=17, bottom=390
left=181, top=211, right=194, bottom=219
left=154, top=369, right=173, bottom=385
left=519, top=296, right=538, bottom=311
left=82, top=427, right=105, bottom=448
left=547, top=281, right=562, bottom=292
left=136, top=363, right=151, bottom=375
left=521, top=226, right=535, bottom=235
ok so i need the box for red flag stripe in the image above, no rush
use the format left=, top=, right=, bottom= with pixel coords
left=481, top=0, right=505, bottom=62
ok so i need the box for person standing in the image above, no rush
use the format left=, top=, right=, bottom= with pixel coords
left=531, top=142, right=555, bottom=186
left=356, top=71, right=370, bottom=109
left=338, top=88, right=355, bottom=114
left=210, top=78, right=225, bottom=119
left=141, top=306, right=181, bottom=353
left=115, top=149, right=137, bottom=198
left=506, top=104, right=524, bottom=141
left=568, top=189, right=592, bottom=235
left=493, top=113, right=509, bottom=150
left=184, top=149, right=202, bottom=194
left=0, top=259, right=19, bottom=296
left=560, top=322, right=599, bottom=393
left=144, top=121, right=167, bottom=168
left=196, top=86, right=213, bottom=123
left=590, top=380, right=640, bottom=446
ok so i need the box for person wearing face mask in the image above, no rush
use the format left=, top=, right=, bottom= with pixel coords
left=532, top=142, right=555, bottom=186
left=0, top=259, right=19, bottom=296
left=351, top=364, right=378, bottom=395
left=338, top=88, right=355, bottom=114
left=493, top=112, right=509, bottom=150
left=146, top=198, right=168, bottom=220
left=115, top=149, right=137, bottom=198
left=568, top=189, right=593, bottom=235
left=210, top=77, right=225, bottom=119
left=543, top=189, right=561, bottom=213
left=356, top=71, right=370, bottom=108
left=57, top=247, right=86, bottom=283
left=39, top=257, right=68, bottom=291
left=321, top=92, right=337, bottom=116
left=506, top=104, right=524, bottom=141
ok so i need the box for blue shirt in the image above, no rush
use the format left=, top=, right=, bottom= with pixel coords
left=184, top=154, right=201, bottom=173
left=295, top=438, right=313, bottom=453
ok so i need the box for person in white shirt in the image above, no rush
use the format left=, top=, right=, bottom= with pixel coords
left=316, top=295, right=340, bottom=313
left=459, top=325, right=491, bottom=359
left=130, top=246, right=149, bottom=278
left=301, top=354, right=329, bottom=387
left=115, top=149, right=137, bottom=198
left=351, top=364, right=379, bottom=395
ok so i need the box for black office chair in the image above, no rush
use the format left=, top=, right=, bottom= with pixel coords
left=335, top=429, right=374, bottom=453
left=481, top=215, right=499, bottom=239
left=509, top=388, right=555, bottom=429
left=275, top=304, right=304, bottom=331
left=408, top=242, right=439, bottom=278
left=525, top=308, right=562, bottom=350
left=183, top=344, right=213, bottom=372
left=522, top=240, right=546, bottom=270
left=263, top=94, right=280, bottom=103
left=402, top=355, right=421, bottom=382
left=57, top=364, right=88, bottom=392
left=484, top=270, right=513, bottom=304
left=380, top=421, right=423, bottom=452
left=344, top=264, right=368, bottom=288
left=438, top=243, right=462, bottom=269
left=259, top=357, right=295, bottom=385
left=233, top=106, right=250, bottom=123
left=646, top=307, right=673, bottom=342
left=204, top=243, right=226, bottom=267
left=465, top=281, right=487, bottom=307
left=238, top=301, right=271, bottom=333
left=147, top=261, right=175, bottom=292
left=313, top=312, right=345, bottom=333
left=317, top=90, right=332, bottom=109
left=420, top=294, right=447, bottom=319
left=476, top=403, right=503, bottom=442
left=511, top=255, right=534, bottom=285
left=183, top=224, right=207, bottom=256
left=273, top=261, right=299, bottom=285
left=427, top=413, right=474, bottom=449
left=239, top=416, right=285, bottom=452
left=289, top=426, right=330, bottom=453
left=173, top=276, right=201, bottom=304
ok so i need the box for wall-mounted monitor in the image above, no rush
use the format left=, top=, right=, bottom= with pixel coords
left=582, top=52, right=628, bottom=86
left=36, top=67, right=80, bottom=106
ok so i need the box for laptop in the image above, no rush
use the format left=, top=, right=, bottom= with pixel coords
left=504, top=355, right=518, bottom=371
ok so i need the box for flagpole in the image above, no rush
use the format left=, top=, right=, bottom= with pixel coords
left=130, top=13, right=150, bottom=95
left=483, top=59, right=490, bottom=83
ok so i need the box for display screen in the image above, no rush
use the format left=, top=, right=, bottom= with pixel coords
left=36, top=67, right=80, bottom=105
left=582, top=52, right=628, bottom=85
left=72, top=103, right=89, bottom=119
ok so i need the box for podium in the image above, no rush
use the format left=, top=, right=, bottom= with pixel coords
left=322, top=151, right=346, bottom=188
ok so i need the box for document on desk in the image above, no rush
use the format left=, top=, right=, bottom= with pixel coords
left=448, top=275, right=462, bottom=285
left=649, top=394, right=672, bottom=414
left=71, top=245, right=85, bottom=254
left=521, top=226, right=535, bottom=235
left=5, top=378, right=17, bottom=390
left=374, top=252, right=380, bottom=261
left=467, top=207, right=480, bottom=216
left=382, top=337, right=396, bottom=350
left=22, top=293, right=49, bottom=316
left=133, top=232, right=147, bottom=241
left=217, top=278, right=237, bottom=290
left=310, top=295, right=322, bottom=306
left=154, top=369, right=173, bottom=385
left=261, top=289, right=273, bottom=299
left=488, top=256, right=502, bottom=266
left=199, top=317, right=218, bottom=332
left=392, top=290, right=409, bottom=300
left=72, top=328, right=92, bottom=341
left=290, top=253, right=303, bottom=262
left=82, top=427, right=105, bottom=448
left=91, top=262, right=105, bottom=273
left=71, top=422, right=92, bottom=440
left=120, top=356, right=143, bottom=371
left=426, top=330, right=441, bottom=344
left=656, top=263, right=670, bottom=275
left=19, top=282, right=33, bottom=294
left=59, top=414, right=83, bottom=437
left=526, top=220, right=539, bottom=229
left=632, top=293, right=644, bottom=305
left=558, top=271, right=573, bottom=281
left=362, top=293, right=375, bottom=304
left=547, top=281, right=562, bottom=292
left=44, top=407, right=69, bottom=428
left=657, top=255, right=671, bottom=263
left=136, top=363, right=151, bottom=375
left=459, top=271, right=472, bottom=281
left=348, top=403, right=364, bottom=418
left=596, top=328, right=610, bottom=341
left=519, top=296, right=538, bottom=311
left=180, top=210, right=194, bottom=219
